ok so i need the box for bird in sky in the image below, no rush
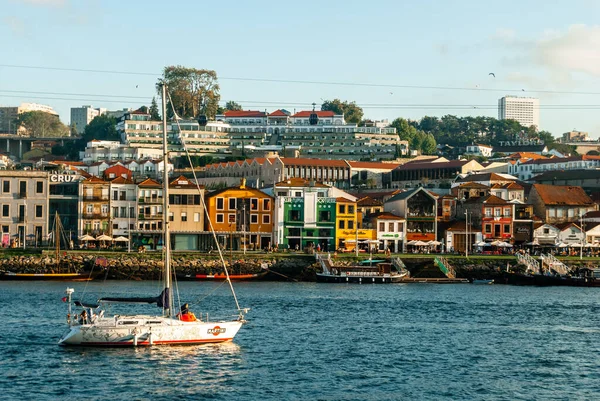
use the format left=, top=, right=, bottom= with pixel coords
left=136, top=85, right=138, bottom=88
left=389, top=92, right=393, bottom=95
left=488, top=73, right=495, bottom=78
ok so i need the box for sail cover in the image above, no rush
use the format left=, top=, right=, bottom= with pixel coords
left=99, top=288, right=170, bottom=307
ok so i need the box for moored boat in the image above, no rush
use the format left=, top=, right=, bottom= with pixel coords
left=178, top=270, right=268, bottom=281
left=315, top=253, right=408, bottom=283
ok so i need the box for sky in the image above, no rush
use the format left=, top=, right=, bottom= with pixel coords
left=1, top=0, right=600, bottom=138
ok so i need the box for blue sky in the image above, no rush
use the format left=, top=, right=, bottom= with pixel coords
left=1, top=0, right=600, bottom=138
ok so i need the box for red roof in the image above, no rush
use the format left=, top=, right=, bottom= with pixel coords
left=292, top=111, right=336, bottom=118
left=279, top=157, right=348, bottom=167
left=224, top=110, right=266, bottom=118
left=268, top=109, right=289, bottom=117
left=532, top=184, right=595, bottom=206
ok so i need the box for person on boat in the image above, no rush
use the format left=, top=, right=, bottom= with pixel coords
left=78, top=310, right=88, bottom=325
left=178, top=303, right=197, bottom=322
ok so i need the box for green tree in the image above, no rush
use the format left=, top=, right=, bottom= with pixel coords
left=160, top=65, right=220, bottom=119
left=15, top=111, right=69, bottom=137
left=149, top=97, right=161, bottom=121
left=421, top=133, right=437, bottom=155
left=225, top=101, right=243, bottom=111
left=320, top=99, right=364, bottom=124
left=82, top=115, right=119, bottom=142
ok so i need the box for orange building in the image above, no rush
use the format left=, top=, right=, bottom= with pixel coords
left=206, top=179, right=274, bottom=251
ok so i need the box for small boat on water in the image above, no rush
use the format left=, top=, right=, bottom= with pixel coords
left=178, top=270, right=268, bottom=281
left=315, top=253, right=409, bottom=283
left=0, top=212, right=102, bottom=282
left=470, top=279, right=494, bottom=285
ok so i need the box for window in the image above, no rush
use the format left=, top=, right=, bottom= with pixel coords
left=262, top=214, right=270, bottom=224
left=348, top=205, right=355, bottom=214
left=229, top=198, right=236, bottom=210
left=169, top=212, right=174, bottom=222
left=19, top=181, right=26, bottom=197
left=494, top=208, right=501, bottom=217
left=339, top=204, right=346, bottom=214
left=485, top=208, right=492, bottom=217
left=1, top=225, right=8, bottom=233
left=34, top=205, right=42, bottom=218
left=250, top=214, right=258, bottom=224
left=36, top=181, right=43, bottom=194
left=379, top=222, right=385, bottom=231
left=194, top=213, right=200, bottom=222
left=348, top=221, right=354, bottom=229
left=2, top=181, right=9, bottom=193
left=504, top=224, right=510, bottom=233
left=295, top=191, right=302, bottom=197
left=319, top=210, right=331, bottom=221
left=485, top=224, right=492, bottom=233
left=113, top=191, right=118, bottom=200
left=543, top=228, right=550, bottom=234
left=263, top=198, right=271, bottom=211
left=504, top=208, right=511, bottom=217
left=1, top=205, right=8, bottom=217
left=216, top=198, right=224, bottom=210
left=339, top=220, right=345, bottom=229
left=557, top=209, right=563, bottom=217
left=181, top=212, right=187, bottom=222
left=216, top=213, right=224, bottom=223
left=250, top=198, right=258, bottom=211
left=389, top=222, right=394, bottom=232
left=112, top=207, right=119, bottom=218
left=290, top=210, right=300, bottom=221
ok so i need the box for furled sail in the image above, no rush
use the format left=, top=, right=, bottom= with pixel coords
left=99, top=288, right=169, bottom=307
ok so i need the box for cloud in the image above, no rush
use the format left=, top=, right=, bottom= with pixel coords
left=12, top=0, right=67, bottom=6
left=494, top=24, right=600, bottom=78
left=2, top=16, right=26, bottom=36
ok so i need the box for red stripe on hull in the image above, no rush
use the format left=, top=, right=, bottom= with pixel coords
left=77, top=338, right=234, bottom=346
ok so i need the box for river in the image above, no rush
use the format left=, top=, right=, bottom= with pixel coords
left=0, top=281, right=599, bottom=400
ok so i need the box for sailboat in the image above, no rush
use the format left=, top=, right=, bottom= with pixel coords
left=0, top=212, right=100, bottom=281
left=59, top=83, right=247, bottom=346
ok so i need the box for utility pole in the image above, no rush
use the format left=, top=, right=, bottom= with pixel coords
left=242, top=203, right=246, bottom=255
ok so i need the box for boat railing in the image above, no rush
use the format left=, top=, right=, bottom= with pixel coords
left=516, top=252, right=540, bottom=275
left=540, top=254, right=570, bottom=276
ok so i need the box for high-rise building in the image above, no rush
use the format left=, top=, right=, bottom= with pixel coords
left=70, top=105, right=107, bottom=134
left=0, top=103, right=59, bottom=135
left=498, top=96, right=540, bottom=129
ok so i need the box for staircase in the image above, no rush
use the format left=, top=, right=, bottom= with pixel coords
left=516, top=252, right=540, bottom=275
left=433, top=256, right=456, bottom=279
left=541, top=254, right=570, bottom=276
left=315, top=253, right=334, bottom=274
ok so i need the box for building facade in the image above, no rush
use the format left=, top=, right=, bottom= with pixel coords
left=70, top=105, right=106, bottom=134
left=498, top=96, right=540, bottom=128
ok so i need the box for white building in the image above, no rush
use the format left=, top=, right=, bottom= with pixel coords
left=108, top=177, right=137, bottom=238
left=465, top=143, right=493, bottom=158
left=0, top=103, right=59, bottom=135
left=70, top=105, right=107, bottom=134
left=498, top=96, right=540, bottom=129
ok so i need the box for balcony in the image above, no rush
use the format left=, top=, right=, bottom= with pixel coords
left=18, top=191, right=27, bottom=199
left=138, top=213, right=164, bottom=220
left=138, top=196, right=163, bottom=204
left=82, top=213, right=110, bottom=219
left=83, top=195, right=109, bottom=201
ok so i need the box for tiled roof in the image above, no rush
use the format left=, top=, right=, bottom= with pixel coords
left=336, top=197, right=355, bottom=203
left=291, top=111, right=336, bottom=118
left=456, top=172, right=517, bottom=182
left=275, top=177, right=329, bottom=188
left=508, top=152, right=548, bottom=160
left=357, top=196, right=383, bottom=207
left=395, top=160, right=470, bottom=171
left=584, top=211, right=600, bottom=218
left=279, top=157, right=348, bottom=167
left=110, top=176, right=134, bottom=184
left=369, top=212, right=403, bottom=220
left=457, top=182, right=490, bottom=189
left=223, top=110, right=266, bottom=118
left=554, top=222, right=581, bottom=231
left=347, top=161, right=401, bottom=170
left=482, top=195, right=509, bottom=205
left=268, top=109, right=289, bottom=117
left=531, top=169, right=600, bottom=181
left=169, top=175, right=202, bottom=189
left=531, top=184, right=595, bottom=206
left=138, top=178, right=162, bottom=188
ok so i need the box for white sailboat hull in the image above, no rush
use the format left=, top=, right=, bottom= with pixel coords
left=59, top=316, right=243, bottom=346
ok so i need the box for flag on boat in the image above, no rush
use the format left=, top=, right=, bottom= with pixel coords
left=61, top=297, right=67, bottom=302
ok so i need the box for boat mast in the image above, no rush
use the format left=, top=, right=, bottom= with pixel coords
left=160, top=83, right=173, bottom=317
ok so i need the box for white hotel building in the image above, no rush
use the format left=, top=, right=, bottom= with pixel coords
left=498, top=96, right=540, bottom=129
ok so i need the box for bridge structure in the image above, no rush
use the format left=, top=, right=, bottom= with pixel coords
left=0, top=134, right=79, bottom=160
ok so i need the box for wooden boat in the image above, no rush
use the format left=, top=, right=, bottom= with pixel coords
left=0, top=212, right=102, bottom=282
left=178, top=270, right=268, bottom=281
left=470, top=279, right=494, bottom=285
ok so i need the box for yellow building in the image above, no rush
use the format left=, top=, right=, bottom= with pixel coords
left=335, top=197, right=375, bottom=252
left=168, top=175, right=206, bottom=250
left=206, top=179, right=274, bottom=251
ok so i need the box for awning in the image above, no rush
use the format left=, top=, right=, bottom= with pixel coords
left=113, top=236, right=130, bottom=242
left=96, top=234, right=113, bottom=241
left=79, top=235, right=95, bottom=241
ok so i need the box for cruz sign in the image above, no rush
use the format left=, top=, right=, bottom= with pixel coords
left=49, top=174, right=78, bottom=183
